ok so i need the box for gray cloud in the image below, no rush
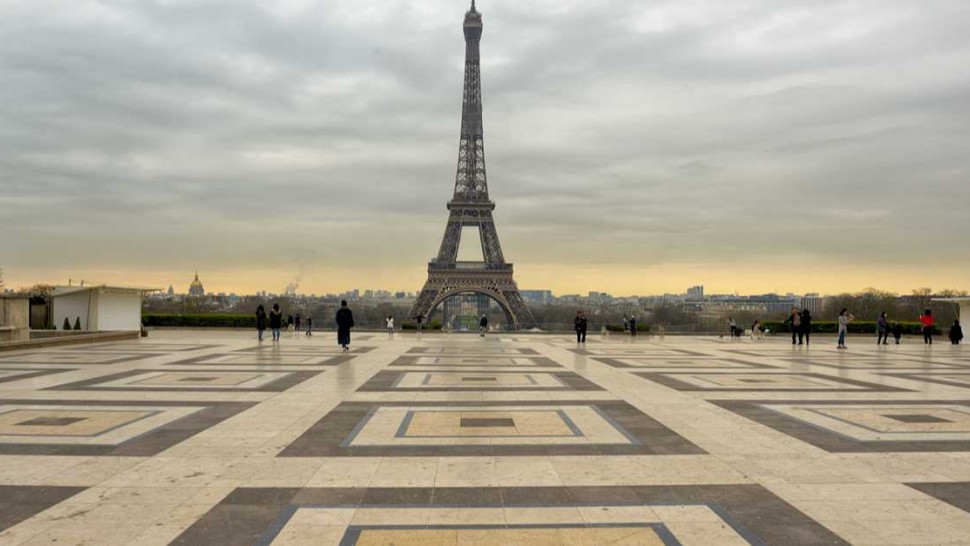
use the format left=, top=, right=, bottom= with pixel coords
left=1, top=0, right=968, bottom=292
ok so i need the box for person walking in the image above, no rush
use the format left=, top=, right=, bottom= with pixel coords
left=877, top=312, right=890, bottom=345
left=305, top=315, right=313, bottom=337
left=892, top=322, right=903, bottom=344
left=295, top=314, right=302, bottom=335
left=919, top=309, right=935, bottom=345
left=622, top=315, right=629, bottom=334
left=950, top=320, right=963, bottom=345
left=837, top=308, right=855, bottom=349
left=269, top=304, right=283, bottom=342
left=800, top=308, right=812, bottom=345
left=336, top=300, right=354, bottom=351
left=784, top=307, right=802, bottom=345
left=574, top=310, right=588, bottom=343
left=629, top=315, right=637, bottom=337
left=386, top=316, right=394, bottom=338
left=255, top=305, right=267, bottom=342
left=728, top=317, right=738, bottom=339
left=286, top=315, right=294, bottom=334
left=479, top=314, right=488, bottom=337
left=415, top=315, right=424, bottom=338
left=751, top=320, right=762, bottom=341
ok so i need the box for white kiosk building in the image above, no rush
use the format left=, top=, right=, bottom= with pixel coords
left=51, top=285, right=156, bottom=331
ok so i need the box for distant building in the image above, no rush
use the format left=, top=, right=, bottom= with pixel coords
left=686, top=285, right=704, bottom=301
left=167, top=285, right=175, bottom=296
left=521, top=290, right=553, bottom=304
left=799, top=295, right=826, bottom=316
left=188, top=272, right=205, bottom=297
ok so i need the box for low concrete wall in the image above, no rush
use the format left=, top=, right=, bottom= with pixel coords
left=0, top=330, right=139, bottom=352
left=0, top=297, right=30, bottom=342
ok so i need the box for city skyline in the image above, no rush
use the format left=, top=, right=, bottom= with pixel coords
left=2, top=0, right=969, bottom=297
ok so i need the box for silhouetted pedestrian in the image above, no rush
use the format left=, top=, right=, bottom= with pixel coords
left=336, top=300, right=354, bottom=351
left=295, top=314, right=302, bottom=333
left=950, top=320, right=964, bottom=345
left=800, top=309, right=812, bottom=345
left=877, top=312, right=890, bottom=345
left=386, top=316, right=394, bottom=338
left=629, top=316, right=637, bottom=337
left=574, top=310, right=588, bottom=343
left=919, top=309, right=934, bottom=345
left=255, top=305, right=267, bottom=342
left=892, top=322, right=903, bottom=344
left=269, top=304, right=283, bottom=342
left=305, top=316, right=313, bottom=337
left=784, top=307, right=801, bottom=345
left=479, top=315, right=488, bottom=337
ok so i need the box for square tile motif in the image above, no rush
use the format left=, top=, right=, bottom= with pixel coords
left=357, top=370, right=601, bottom=391
left=235, top=345, right=376, bottom=355
left=593, top=357, right=773, bottom=369
left=388, top=356, right=561, bottom=368
left=279, top=401, right=703, bottom=457
left=171, top=485, right=847, bottom=546
left=0, top=399, right=254, bottom=456
left=713, top=400, right=970, bottom=452
left=906, top=482, right=970, bottom=515
left=571, top=347, right=712, bottom=357
left=0, top=353, right=151, bottom=366
left=634, top=372, right=908, bottom=392
left=166, top=353, right=353, bottom=367
left=407, top=347, right=540, bottom=355
left=0, top=405, right=191, bottom=442
left=47, top=369, right=322, bottom=392
left=794, top=359, right=967, bottom=370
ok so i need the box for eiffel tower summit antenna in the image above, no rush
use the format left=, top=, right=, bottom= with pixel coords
left=409, top=2, right=535, bottom=330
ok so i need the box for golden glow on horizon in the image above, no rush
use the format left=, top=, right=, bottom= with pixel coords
left=6, top=262, right=966, bottom=297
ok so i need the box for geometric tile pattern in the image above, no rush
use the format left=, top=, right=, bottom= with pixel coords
left=170, top=485, right=847, bottom=545
left=636, top=372, right=910, bottom=392
left=46, top=369, right=323, bottom=392
left=279, top=400, right=703, bottom=457
left=0, top=399, right=254, bottom=456
left=2, top=333, right=969, bottom=545
left=713, top=400, right=970, bottom=452
left=357, top=370, right=603, bottom=391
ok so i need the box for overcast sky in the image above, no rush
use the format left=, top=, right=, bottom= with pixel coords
left=1, top=0, right=968, bottom=296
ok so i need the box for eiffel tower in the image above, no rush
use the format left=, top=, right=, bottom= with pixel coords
left=410, top=0, right=535, bottom=330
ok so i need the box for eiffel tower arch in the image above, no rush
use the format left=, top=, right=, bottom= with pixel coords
left=410, top=1, right=535, bottom=330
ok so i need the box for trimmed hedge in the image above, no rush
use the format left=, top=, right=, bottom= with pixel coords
left=144, top=314, right=255, bottom=328
left=401, top=321, right=443, bottom=331
left=606, top=324, right=651, bottom=333
left=761, top=321, right=941, bottom=335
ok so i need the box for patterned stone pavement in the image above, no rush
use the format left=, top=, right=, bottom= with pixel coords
left=0, top=330, right=969, bottom=545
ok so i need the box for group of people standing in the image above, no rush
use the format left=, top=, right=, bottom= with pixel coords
left=787, top=307, right=963, bottom=349
left=255, top=300, right=355, bottom=351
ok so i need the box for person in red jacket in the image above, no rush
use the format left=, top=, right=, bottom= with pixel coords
left=919, top=309, right=935, bottom=345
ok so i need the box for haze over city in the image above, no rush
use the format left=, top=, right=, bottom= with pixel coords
left=2, top=0, right=968, bottom=296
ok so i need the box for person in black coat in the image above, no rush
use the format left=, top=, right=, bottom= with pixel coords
left=950, top=320, right=964, bottom=345
left=255, top=305, right=267, bottom=342
left=336, top=300, right=354, bottom=351
left=799, top=309, right=812, bottom=346
left=574, top=310, right=588, bottom=343
left=479, top=314, right=488, bottom=337
left=269, top=304, right=283, bottom=342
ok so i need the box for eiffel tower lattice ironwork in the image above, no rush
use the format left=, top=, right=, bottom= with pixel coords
left=410, top=0, right=535, bottom=330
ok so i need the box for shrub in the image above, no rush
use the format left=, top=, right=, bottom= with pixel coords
left=143, top=314, right=256, bottom=328
left=62, top=317, right=71, bottom=331
left=401, top=321, right=443, bottom=331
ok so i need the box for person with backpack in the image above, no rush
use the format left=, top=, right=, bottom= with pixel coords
left=269, top=304, right=283, bottom=342
left=877, top=312, right=890, bottom=346
left=335, top=300, right=354, bottom=351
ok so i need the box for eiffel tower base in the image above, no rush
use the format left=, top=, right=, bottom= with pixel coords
left=410, top=266, right=535, bottom=330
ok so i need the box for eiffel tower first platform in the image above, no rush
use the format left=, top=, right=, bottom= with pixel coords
left=410, top=1, right=536, bottom=330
